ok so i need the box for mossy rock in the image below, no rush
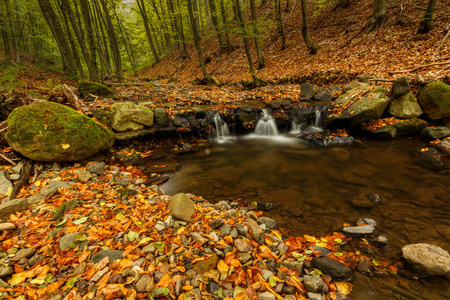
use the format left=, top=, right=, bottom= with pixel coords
left=417, top=81, right=450, bottom=120
left=6, top=101, right=115, bottom=162
left=78, top=80, right=116, bottom=98
left=388, top=93, right=423, bottom=119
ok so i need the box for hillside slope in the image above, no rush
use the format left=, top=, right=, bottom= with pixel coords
left=139, top=0, right=450, bottom=84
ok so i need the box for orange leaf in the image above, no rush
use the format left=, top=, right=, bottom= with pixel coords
left=119, top=259, right=134, bottom=270
left=155, top=274, right=172, bottom=287
left=78, top=251, right=90, bottom=263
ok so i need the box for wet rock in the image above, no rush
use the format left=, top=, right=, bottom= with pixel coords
left=116, top=152, right=145, bottom=167
left=357, top=218, right=377, bottom=227
left=303, top=275, right=324, bottom=292
left=154, top=108, right=171, bottom=127
left=421, top=126, right=450, bottom=139
left=310, top=246, right=331, bottom=256
left=350, top=193, right=382, bottom=208
left=91, top=250, right=123, bottom=264
left=402, top=243, right=450, bottom=276
left=343, top=225, right=375, bottom=236
left=301, top=83, right=320, bottom=99
left=0, top=198, right=28, bottom=221
left=15, top=247, right=36, bottom=259
left=391, top=77, right=410, bottom=98
left=0, top=266, right=13, bottom=278
left=418, top=147, right=443, bottom=169
left=258, top=217, right=278, bottom=229
left=73, top=170, right=93, bottom=182
left=312, top=257, right=352, bottom=281
left=368, top=235, right=388, bottom=247
left=52, top=198, right=80, bottom=221
left=303, top=130, right=354, bottom=146
left=388, top=93, right=422, bottom=118
left=136, top=274, right=153, bottom=292
left=280, top=261, right=303, bottom=275
left=193, top=253, right=218, bottom=274
left=417, top=81, right=450, bottom=120
left=86, top=162, right=105, bottom=175
left=244, top=218, right=263, bottom=241
left=0, top=222, right=16, bottom=231
left=0, top=171, right=12, bottom=194
left=168, top=193, right=195, bottom=222
left=234, top=239, right=254, bottom=252
left=357, top=257, right=372, bottom=275
left=312, top=90, right=335, bottom=102
left=191, top=232, right=208, bottom=245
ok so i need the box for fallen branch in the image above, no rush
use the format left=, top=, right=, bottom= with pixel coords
left=388, top=60, right=450, bottom=74
left=0, top=152, right=16, bottom=166
left=436, top=24, right=450, bottom=54
left=61, top=84, right=92, bottom=116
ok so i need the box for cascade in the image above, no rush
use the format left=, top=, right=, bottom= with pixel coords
left=254, top=109, right=279, bottom=136
left=213, top=113, right=230, bottom=141
left=292, top=110, right=323, bottom=134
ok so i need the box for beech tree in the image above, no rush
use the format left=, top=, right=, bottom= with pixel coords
left=300, top=0, right=318, bottom=54
left=418, top=0, right=437, bottom=34
left=367, top=0, right=386, bottom=32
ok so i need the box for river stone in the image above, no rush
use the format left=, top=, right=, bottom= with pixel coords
left=218, top=223, right=232, bottom=236
left=6, top=101, right=114, bottom=161
left=154, top=108, right=170, bottom=127
left=191, top=232, right=208, bottom=245
left=193, top=253, right=218, bottom=274
left=27, top=180, right=74, bottom=205
left=280, top=261, right=303, bottom=275
left=402, top=243, right=450, bottom=276
left=0, top=222, right=16, bottom=231
left=0, top=266, right=13, bottom=279
left=86, top=162, right=105, bottom=175
left=258, top=291, right=276, bottom=300
left=136, top=274, right=153, bottom=292
left=234, top=238, right=254, bottom=252
left=391, top=77, right=410, bottom=98
left=394, top=118, right=428, bottom=136
left=168, top=193, right=195, bottom=222
left=421, top=126, right=450, bottom=139
left=244, top=218, right=263, bottom=241
left=111, top=102, right=154, bottom=132
left=350, top=193, right=382, bottom=208
left=78, top=80, right=115, bottom=97
left=73, top=169, right=93, bottom=182
left=15, top=247, right=36, bottom=259
left=343, top=225, right=375, bottom=236
left=301, top=83, right=320, bottom=99
left=0, top=171, right=12, bottom=194
left=418, top=147, right=443, bottom=168
left=388, top=93, right=423, bottom=118
left=312, top=257, right=352, bottom=281
left=91, top=250, right=123, bottom=264
left=303, top=275, right=324, bottom=292
left=312, top=90, right=335, bottom=102
left=342, top=81, right=367, bottom=94
left=0, top=198, right=28, bottom=221
left=307, top=293, right=322, bottom=300
left=417, top=81, right=450, bottom=120
left=258, top=217, right=278, bottom=229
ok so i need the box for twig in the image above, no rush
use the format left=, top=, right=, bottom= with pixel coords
left=0, top=152, right=16, bottom=166
left=389, top=60, right=450, bottom=74
left=435, top=64, right=450, bottom=76
left=435, top=24, right=450, bottom=54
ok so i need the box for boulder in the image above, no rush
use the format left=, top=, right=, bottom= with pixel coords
left=6, top=101, right=114, bottom=162
left=402, top=243, right=450, bottom=276
left=331, top=86, right=390, bottom=127
left=235, top=107, right=259, bottom=131
left=78, top=80, right=115, bottom=98
left=0, top=198, right=28, bottom=221
left=312, top=90, right=335, bottom=102
left=421, top=126, right=450, bottom=139
left=391, top=77, right=410, bottom=98
left=168, top=193, right=195, bottom=222
left=312, top=257, right=352, bottom=281
left=417, top=81, right=450, bottom=120
left=154, top=108, right=171, bottom=127
left=301, top=83, right=321, bottom=99
left=0, top=171, right=12, bottom=195
left=362, top=118, right=427, bottom=138
left=342, top=81, right=367, bottom=93
left=388, top=93, right=423, bottom=118
left=111, top=102, right=154, bottom=132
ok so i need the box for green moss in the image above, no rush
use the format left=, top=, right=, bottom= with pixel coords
left=78, top=80, right=115, bottom=97
left=417, top=81, right=450, bottom=119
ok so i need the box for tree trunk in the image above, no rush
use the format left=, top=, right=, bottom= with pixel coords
left=0, top=1, right=12, bottom=62
left=234, top=0, right=266, bottom=85
left=113, top=5, right=137, bottom=75
left=220, top=0, right=232, bottom=50
left=418, top=0, right=436, bottom=34
left=99, top=0, right=122, bottom=82
left=168, top=0, right=188, bottom=58
left=300, top=0, right=318, bottom=54
left=80, top=0, right=101, bottom=79
left=208, top=0, right=226, bottom=49
left=5, top=0, right=19, bottom=63
left=367, top=0, right=386, bottom=32
left=249, top=0, right=265, bottom=69
left=136, top=0, right=159, bottom=63
left=275, top=0, right=286, bottom=50
left=37, top=0, right=77, bottom=73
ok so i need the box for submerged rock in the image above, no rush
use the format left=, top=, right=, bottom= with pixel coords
left=303, top=130, right=354, bottom=146
left=402, top=243, right=450, bottom=276
left=417, top=147, right=443, bottom=169
left=343, top=225, right=376, bottom=236
left=312, top=257, right=352, bottom=281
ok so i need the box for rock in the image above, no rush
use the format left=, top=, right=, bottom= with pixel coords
left=357, top=218, right=377, bottom=227
left=310, top=246, right=331, bottom=256
left=331, top=86, right=390, bottom=127
left=418, top=147, right=443, bottom=168
left=15, top=247, right=36, bottom=259
left=279, top=261, right=303, bottom=275
left=258, top=217, right=278, bottom=229
left=86, top=162, right=105, bottom=175
left=303, top=130, right=354, bottom=146
left=301, top=83, right=320, bottom=99
left=154, top=108, right=171, bottom=127
left=368, top=235, right=388, bottom=247
left=350, top=193, right=382, bottom=208
left=236, top=107, right=259, bottom=131
left=312, top=90, right=335, bottom=102
left=136, top=274, right=153, bottom=292
left=234, top=238, right=254, bottom=252
left=356, top=257, right=372, bottom=275
left=261, top=269, right=274, bottom=281
left=91, top=250, right=123, bottom=264
left=394, top=118, right=428, bottom=136
left=73, top=170, right=93, bottom=182
left=29, top=255, right=45, bottom=266
left=218, top=223, right=232, bottom=236
left=141, top=244, right=156, bottom=255
left=303, top=275, right=324, bottom=292
left=5, top=101, right=115, bottom=161
left=52, top=198, right=80, bottom=221
left=168, top=193, right=195, bottom=222
left=207, top=281, right=220, bottom=294
left=421, top=126, right=450, bottom=139
left=342, top=81, right=367, bottom=93
left=0, top=222, right=16, bottom=231
left=388, top=93, right=423, bottom=118
left=155, top=221, right=166, bottom=232
left=111, top=102, right=154, bottom=132
left=0, top=278, right=10, bottom=289
left=28, top=180, right=74, bottom=205
left=0, top=171, right=12, bottom=194
left=0, top=198, right=28, bottom=221
left=59, top=232, right=81, bottom=251
left=116, top=152, right=145, bottom=167
left=258, top=291, right=276, bottom=300
left=417, top=81, right=450, bottom=120
left=402, top=243, right=450, bottom=276
left=244, top=218, right=263, bottom=241
left=210, top=218, right=225, bottom=229
left=191, top=232, right=208, bottom=245
left=312, top=257, right=352, bottom=281
left=236, top=223, right=248, bottom=236
left=0, top=266, right=13, bottom=278
left=307, top=293, right=322, bottom=300
left=238, top=252, right=252, bottom=264
left=391, top=77, right=410, bottom=98
left=78, top=80, right=115, bottom=97
left=363, top=118, right=428, bottom=137
left=9, top=174, right=19, bottom=181
left=432, top=137, right=450, bottom=155
left=343, top=225, right=375, bottom=236
left=194, top=253, right=218, bottom=274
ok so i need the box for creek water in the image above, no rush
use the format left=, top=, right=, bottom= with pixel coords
left=160, top=137, right=450, bottom=299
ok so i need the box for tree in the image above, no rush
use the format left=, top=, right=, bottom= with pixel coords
left=418, top=0, right=437, bottom=34
left=367, top=0, right=386, bottom=32
left=249, top=0, right=265, bottom=69
left=300, top=0, right=318, bottom=54
left=100, top=0, right=123, bottom=81
left=208, top=0, right=226, bottom=49
left=275, top=0, right=286, bottom=50
left=136, top=0, right=160, bottom=63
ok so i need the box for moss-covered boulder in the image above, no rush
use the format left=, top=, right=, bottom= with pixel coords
left=417, top=81, right=450, bottom=120
left=78, top=80, right=115, bottom=98
left=6, top=101, right=115, bottom=161
left=388, top=93, right=423, bottom=119
left=111, top=102, right=154, bottom=132
left=362, top=117, right=428, bottom=138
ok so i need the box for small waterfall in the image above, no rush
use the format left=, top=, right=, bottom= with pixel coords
left=291, top=121, right=307, bottom=134
left=293, top=110, right=323, bottom=135
left=254, top=109, right=279, bottom=136
left=213, top=113, right=230, bottom=141
left=314, top=110, right=322, bottom=128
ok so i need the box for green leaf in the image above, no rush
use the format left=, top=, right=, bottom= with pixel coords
left=154, top=242, right=164, bottom=252
left=73, top=217, right=88, bottom=225
left=44, top=274, right=52, bottom=283
left=75, top=233, right=87, bottom=242
left=333, top=252, right=344, bottom=257
left=269, top=276, right=277, bottom=287
left=233, top=286, right=246, bottom=298
left=217, top=287, right=224, bottom=298
left=304, top=250, right=314, bottom=255
left=56, top=218, right=67, bottom=227
left=310, top=268, right=323, bottom=276
left=127, top=231, right=139, bottom=242
left=151, top=287, right=170, bottom=297
left=66, top=275, right=79, bottom=288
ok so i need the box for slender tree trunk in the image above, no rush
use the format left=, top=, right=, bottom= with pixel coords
left=285, top=0, right=290, bottom=12
left=168, top=0, right=188, bottom=58
left=93, top=0, right=113, bottom=76
left=234, top=0, right=265, bottom=85
left=5, top=0, right=19, bottom=63
left=275, top=0, right=286, bottom=50
left=208, top=0, right=226, bottom=49
left=99, top=0, right=122, bottom=81
left=367, top=0, right=386, bottom=32
left=418, top=0, right=436, bottom=34
left=192, top=0, right=201, bottom=33
left=259, top=0, right=268, bottom=8
left=0, top=0, right=12, bottom=63
left=80, top=0, right=101, bottom=80
left=37, top=0, right=77, bottom=73
left=220, top=0, right=232, bottom=50
left=249, top=0, right=265, bottom=69
left=300, top=0, right=318, bottom=54
left=177, top=0, right=190, bottom=58
left=137, top=0, right=159, bottom=63
left=113, top=5, right=137, bottom=75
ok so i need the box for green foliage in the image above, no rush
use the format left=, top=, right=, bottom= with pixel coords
left=314, top=0, right=336, bottom=15
left=0, top=65, right=25, bottom=88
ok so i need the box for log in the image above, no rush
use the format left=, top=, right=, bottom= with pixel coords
left=61, top=84, right=92, bottom=116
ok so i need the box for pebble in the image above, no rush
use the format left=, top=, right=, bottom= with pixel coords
left=136, top=274, right=153, bottom=292
left=236, top=223, right=248, bottom=236
left=307, top=292, right=322, bottom=300
left=343, top=225, right=375, bottom=235
left=234, top=238, right=254, bottom=252
left=258, top=217, right=278, bottom=229
left=0, top=266, right=13, bottom=279
left=303, top=275, right=324, bottom=292
left=258, top=291, right=276, bottom=300
left=218, top=223, right=232, bottom=236
left=357, top=218, right=377, bottom=227
left=14, top=247, right=36, bottom=260
left=210, top=218, right=224, bottom=229
left=261, top=269, right=274, bottom=281
left=91, top=267, right=109, bottom=282
left=244, top=218, right=263, bottom=241
left=191, top=232, right=208, bottom=245
left=238, top=252, right=252, bottom=264
left=141, top=243, right=156, bottom=254
left=368, top=235, right=388, bottom=247
left=0, top=223, right=16, bottom=231
left=155, top=221, right=166, bottom=231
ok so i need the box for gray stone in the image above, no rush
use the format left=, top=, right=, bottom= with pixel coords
left=0, top=198, right=28, bottom=221
left=310, top=246, right=331, bottom=256
left=357, top=218, right=377, bottom=227
left=342, top=81, right=367, bottom=93
left=258, top=217, right=278, bottom=230
left=90, top=267, right=109, bottom=282
left=91, top=250, right=123, bottom=264
left=218, top=223, right=232, bottom=236
left=0, top=222, right=16, bottom=231
left=388, top=93, right=423, bottom=118
left=193, top=253, right=218, bottom=274
left=29, top=255, right=45, bottom=266
left=9, top=174, right=20, bottom=180
left=307, top=292, right=322, bottom=300
left=277, top=243, right=288, bottom=254
left=86, top=162, right=105, bottom=175
left=238, top=252, right=251, bottom=264
left=303, top=275, right=324, bottom=292
left=168, top=193, right=195, bottom=222
left=52, top=198, right=80, bottom=221
left=418, top=147, right=443, bottom=168
left=236, top=223, right=248, bottom=236
left=261, top=269, right=274, bottom=281
left=73, top=262, right=86, bottom=275
left=230, top=228, right=238, bottom=239
left=312, top=257, right=353, bottom=281
left=343, top=225, right=375, bottom=236
left=244, top=218, right=263, bottom=241
left=136, top=274, right=153, bottom=292
left=111, top=102, right=154, bottom=132
left=312, top=90, right=335, bottom=102
left=28, top=180, right=74, bottom=205
left=258, top=291, right=276, bottom=300
left=368, top=235, right=388, bottom=247
left=0, top=266, right=13, bottom=278
left=191, top=232, right=208, bottom=245
left=234, top=238, right=254, bottom=252
left=59, top=232, right=81, bottom=251
left=280, top=261, right=303, bottom=275
left=154, top=108, right=170, bottom=127
left=301, top=83, right=320, bottom=99
left=421, top=126, right=450, bottom=139
left=0, top=171, right=12, bottom=194
left=210, top=218, right=224, bottom=229
left=155, top=221, right=166, bottom=232
left=402, top=243, right=450, bottom=276
left=391, top=77, right=410, bottom=98
left=73, top=169, right=93, bottom=182
left=15, top=247, right=36, bottom=259
left=207, top=281, right=220, bottom=294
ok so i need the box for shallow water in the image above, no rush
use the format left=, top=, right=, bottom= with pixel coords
left=160, top=136, right=450, bottom=299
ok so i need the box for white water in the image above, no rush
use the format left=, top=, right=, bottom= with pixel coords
left=254, top=109, right=279, bottom=136
left=291, top=110, right=323, bottom=134
left=213, top=114, right=230, bottom=142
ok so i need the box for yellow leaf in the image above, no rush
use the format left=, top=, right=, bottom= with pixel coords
left=217, top=260, right=229, bottom=273
left=61, top=144, right=70, bottom=149
left=304, top=235, right=317, bottom=243
left=335, top=282, right=353, bottom=295
left=34, top=180, right=41, bottom=187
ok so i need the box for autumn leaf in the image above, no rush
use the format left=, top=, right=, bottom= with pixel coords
left=335, top=282, right=353, bottom=295
left=61, top=144, right=70, bottom=149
